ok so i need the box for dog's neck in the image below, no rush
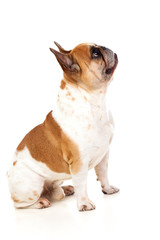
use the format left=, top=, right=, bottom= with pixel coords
left=52, top=77, right=110, bottom=140
left=57, top=78, right=107, bottom=110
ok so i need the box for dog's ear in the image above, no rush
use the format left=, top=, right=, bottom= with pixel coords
left=54, top=41, right=71, bottom=54
left=50, top=48, right=80, bottom=73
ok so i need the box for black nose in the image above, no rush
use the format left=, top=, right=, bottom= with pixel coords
left=101, top=46, right=107, bottom=50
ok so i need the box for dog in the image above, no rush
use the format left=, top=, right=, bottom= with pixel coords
left=7, top=42, right=119, bottom=211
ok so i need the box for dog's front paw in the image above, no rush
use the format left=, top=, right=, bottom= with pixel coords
left=78, top=199, right=96, bottom=211
left=102, top=185, right=119, bottom=195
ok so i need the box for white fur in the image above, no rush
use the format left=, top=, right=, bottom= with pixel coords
left=52, top=80, right=114, bottom=210
left=8, top=147, right=71, bottom=208
left=53, top=82, right=113, bottom=170
left=94, top=152, right=119, bottom=194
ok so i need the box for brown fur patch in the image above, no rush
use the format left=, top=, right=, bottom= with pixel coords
left=13, top=160, right=17, bottom=166
left=11, top=195, right=20, bottom=203
left=33, top=191, right=38, bottom=197
left=81, top=197, right=86, bottom=201
left=60, top=80, right=66, bottom=90
left=66, top=91, right=71, bottom=96
left=17, top=111, right=81, bottom=175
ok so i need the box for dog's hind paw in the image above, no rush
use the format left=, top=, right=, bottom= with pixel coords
left=34, top=198, right=51, bottom=209
left=62, top=185, right=74, bottom=196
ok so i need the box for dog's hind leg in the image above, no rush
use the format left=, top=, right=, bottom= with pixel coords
left=41, top=181, right=74, bottom=201
left=8, top=162, right=49, bottom=209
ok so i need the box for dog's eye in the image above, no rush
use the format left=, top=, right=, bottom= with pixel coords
left=91, top=47, right=101, bottom=58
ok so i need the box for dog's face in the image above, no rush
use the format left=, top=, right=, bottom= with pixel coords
left=50, top=42, right=118, bottom=90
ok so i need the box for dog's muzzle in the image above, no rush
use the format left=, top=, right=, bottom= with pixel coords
left=105, top=53, right=118, bottom=75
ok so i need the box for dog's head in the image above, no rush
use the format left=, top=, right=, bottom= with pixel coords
left=50, top=42, right=118, bottom=90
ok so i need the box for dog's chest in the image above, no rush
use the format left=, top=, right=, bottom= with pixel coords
left=53, top=85, right=113, bottom=167
left=82, top=111, right=112, bottom=168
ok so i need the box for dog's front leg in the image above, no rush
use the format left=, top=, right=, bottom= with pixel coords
left=70, top=163, right=96, bottom=211
left=95, top=152, right=119, bottom=194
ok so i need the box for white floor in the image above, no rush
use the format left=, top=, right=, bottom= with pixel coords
left=1, top=164, right=159, bottom=240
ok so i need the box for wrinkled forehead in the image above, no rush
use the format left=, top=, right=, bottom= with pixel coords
left=71, top=43, right=97, bottom=61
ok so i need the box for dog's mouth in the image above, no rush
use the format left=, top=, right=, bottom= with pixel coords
left=105, top=53, right=118, bottom=75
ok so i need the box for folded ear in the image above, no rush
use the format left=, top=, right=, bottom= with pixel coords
left=54, top=41, right=71, bottom=54
left=50, top=48, right=80, bottom=73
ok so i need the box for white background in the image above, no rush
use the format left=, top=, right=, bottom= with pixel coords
left=0, top=0, right=160, bottom=239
